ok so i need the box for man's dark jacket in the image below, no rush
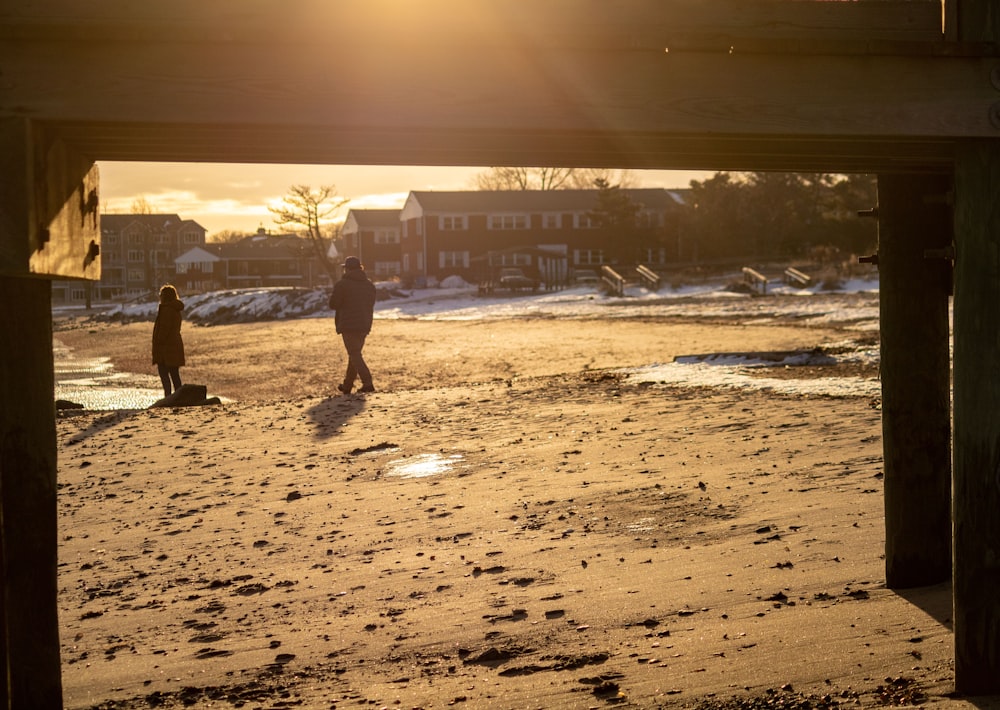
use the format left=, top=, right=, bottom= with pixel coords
left=329, top=269, right=376, bottom=334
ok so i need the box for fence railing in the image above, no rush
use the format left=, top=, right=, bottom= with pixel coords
left=742, top=267, right=768, bottom=295
left=601, top=265, right=625, bottom=296
left=784, top=267, right=812, bottom=287
left=635, top=264, right=661, bottom=291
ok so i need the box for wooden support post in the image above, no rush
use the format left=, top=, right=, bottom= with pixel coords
left=877, top=174, right=953, bottom=589
left=953, top=141, right=1000, bottom=694
left=0, top=117, right=95, bottom=707
left=0, top=119, right=71, bottom=707
left=0, top=277, right=62, bottom=708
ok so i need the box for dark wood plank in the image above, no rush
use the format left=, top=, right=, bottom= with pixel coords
left=876, top=173, right=952, bottom=589
left=0, top=120, right=101, bottom=279
left=0, top=1, right=984, bottom=170
left=44, top=122, right=957, bottom=173
left=0, top=1, right=945, bottom=44
left=952, top=139, right=1000, bottom=696
left=3, top=39, right=991, bottom=136
left=0, top=275, right=63, bottom=708
left=949, top=0, right=1000, bottom=693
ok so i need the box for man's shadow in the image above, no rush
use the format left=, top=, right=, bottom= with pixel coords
left=306, top=395, right=367, bottom=440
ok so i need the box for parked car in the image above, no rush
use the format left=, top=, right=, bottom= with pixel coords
left=572, top=268, right=600, bottom=285
left=498, top=267, right=537, bottom=291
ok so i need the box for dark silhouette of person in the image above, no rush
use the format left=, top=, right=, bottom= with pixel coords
left=329, top=256, right=377, bottom=394
left=151, top=284, right=185, bottom=397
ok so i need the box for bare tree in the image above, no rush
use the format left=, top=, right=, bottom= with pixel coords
left=130, top=195, right=153, bottom=214
left=208, top=229, right=250, bottom=244
left=474, top=166, right=578, bottom=190
left=568, top=168, right=637, bottom=190
left=474, top=166, right=636, bottom=191
left=269, top=185, right=349, bottom=279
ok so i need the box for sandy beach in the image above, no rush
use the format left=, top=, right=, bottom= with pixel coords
left=51, top=306, right=986, bottom=709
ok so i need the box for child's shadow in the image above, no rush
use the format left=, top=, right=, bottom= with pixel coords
left=306, top=395, right=367, bottom=440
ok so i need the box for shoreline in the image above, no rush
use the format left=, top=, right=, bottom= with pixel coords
left=52, top=314, right=876, bottom=406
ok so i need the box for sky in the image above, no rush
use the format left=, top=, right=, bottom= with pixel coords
left=97, top=163, right=715, bottom=238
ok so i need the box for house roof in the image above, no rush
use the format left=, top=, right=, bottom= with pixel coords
left=401, top=188, right=686, bottom=218
left=344, top=208, right=402, bottom=232
left=101, top=213, right=206, bottom=233
left=215, top=233, right=310, bottom=259
left=175, top=246, right=221, bottom=264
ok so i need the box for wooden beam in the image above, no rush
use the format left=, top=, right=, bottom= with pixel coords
left=0, top=1, right=946, bottom=45
left=949, top=0, right=1000, bottom=694
left=0, top=274, right=63, bottom=708
left=45, top=122, right=958, bottom=174
left=0, top=119, right=100, bottom=279
left=876, top=173, right=952, bottom=589
left=0, top=1, right=991, bottom=171
left=3, top=41, right=993, bottom=138
left=952, top=139, right=1000, bottom=695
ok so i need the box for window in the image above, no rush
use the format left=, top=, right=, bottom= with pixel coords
left=127, top=250, right=144, bottom=262
left=128, top=234, right=144, bottom=245
left=439, top=215, right=466, bottom=231
left=439, top=251, right=468, bottom=268
left=542, top=213, right=561, bottom=229
left=374, top=229, right=400, bottom=244
left=640, top=248, right=667, bottom=265
left=637, top=211, right=663, bottom=228
left=128, top=269, right=145, bottom=282
left=183, top=231, right=202, bottom=244
left=373, top=261, right=401, bottom=277
left=70, top=287, right=86, bottom=302
left=574, top=249, right=604, bottom=265
left=488, top=214, right=528, bottom=230
left=574, top=213, right=598, bottom=229
left=105, top=235, right=120, bottom=246
left=488, top=253, right=530, bottom=267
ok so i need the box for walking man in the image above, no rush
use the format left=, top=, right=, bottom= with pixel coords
left=329, top=256, right=377, bottom=394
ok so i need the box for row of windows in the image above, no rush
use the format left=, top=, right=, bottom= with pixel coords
left=372, top=261, right=401, bottom=277
left=346, top=230, right=400, bottom=247
left=114, top=231, right=204, bottom=245
left=176, top=262, right=214, bottom=274
left=437, top=250, right=605, bottom=268
left=175, top=261, right=302, bottom=275
left=433, top=212, right=664, bottom=231
left=105, top=234, right=203, bottom=245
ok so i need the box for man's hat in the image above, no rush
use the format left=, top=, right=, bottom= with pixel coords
left=343, top=256, right=362, bottom=270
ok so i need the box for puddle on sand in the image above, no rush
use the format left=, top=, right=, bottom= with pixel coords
left=385, top=453, right=463, bottom=479
left=54, top=338, right=164, bottom=410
